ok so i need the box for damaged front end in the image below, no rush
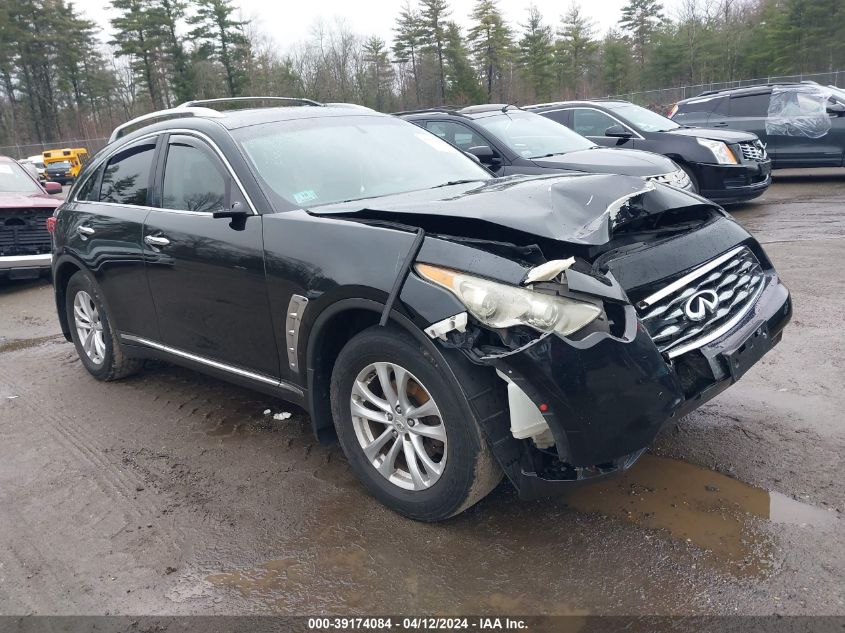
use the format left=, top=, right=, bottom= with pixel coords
left=414, top=253, right=685, bottom=499
left=320, top=174, right=792, bottom=500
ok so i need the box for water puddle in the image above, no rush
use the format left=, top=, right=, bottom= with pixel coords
left=562, top=454, right=837, bottom=576
left=0, top=334, right=63, bottom=353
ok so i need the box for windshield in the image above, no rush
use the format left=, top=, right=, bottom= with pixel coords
left=0, top=161, right=41, bottom=193
left=234, top=115, right=491, bottom=208
left=608, top=103, right=681, bottom=132
left=473, top=110, right=594, bottom=158
left=48, top=160, right=73, bottom=169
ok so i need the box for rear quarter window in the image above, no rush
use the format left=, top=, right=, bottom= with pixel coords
left=729, top=93, right=770, bottom=117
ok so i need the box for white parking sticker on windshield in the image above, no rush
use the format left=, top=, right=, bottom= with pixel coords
left=414, top=132, right=453, bottom=152
left=293, top=190, right=318, bottom=204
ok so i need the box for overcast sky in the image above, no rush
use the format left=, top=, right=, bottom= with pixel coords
left=74, top=0, right=683, bottom=50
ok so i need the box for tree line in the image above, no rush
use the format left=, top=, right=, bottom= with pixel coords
left=1, top=0, right=844, bottom=152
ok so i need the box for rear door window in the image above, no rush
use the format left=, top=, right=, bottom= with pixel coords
left=539, top=109, right=571, bottom=126
left=100, top=141, right=157, bottom=206
left=161, top=138, right=227, bottom=213
left=424, top=121, right=488, bottom=151
left=729, top=93, right=770, bottom=117
left=572, top=108, right=618, bottom=136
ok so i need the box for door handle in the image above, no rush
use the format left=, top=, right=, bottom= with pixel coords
left=144, top=235, right=170, bottom=247
left=76, top=225, right=95, bottom=236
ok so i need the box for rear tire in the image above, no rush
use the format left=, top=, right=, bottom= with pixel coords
left=330, top=326, right=501, bottom=521
left=65, top=271, right=142, bottom=381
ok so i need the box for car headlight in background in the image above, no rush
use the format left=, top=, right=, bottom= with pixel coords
left=696, top=138, right=738, bottom=164
left=416, top=264, right=602, bottom=337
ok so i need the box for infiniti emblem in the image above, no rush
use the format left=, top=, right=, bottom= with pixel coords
left=684, top=289, right=720, bottom=321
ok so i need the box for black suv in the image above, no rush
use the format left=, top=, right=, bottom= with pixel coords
left=527, top=100, right=772, bottom=204
left=51, top=98, right=791, bottom=521
left=397, top=105, right=693, bottom=191
left=670, top=83, right=845, bottom=169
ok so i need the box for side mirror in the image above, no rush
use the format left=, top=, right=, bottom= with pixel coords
left=212, top=200, right=249, bottom=219
left=466, top=145, right=501, bottom=166
left=43, top=181, right=63, bottom=194
left=605, top=124, right=633, bottom=138
left=826, top=102, right=845, bottom=116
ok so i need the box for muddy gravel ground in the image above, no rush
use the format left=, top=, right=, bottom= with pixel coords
left=0, top=170, right=843, bottom=617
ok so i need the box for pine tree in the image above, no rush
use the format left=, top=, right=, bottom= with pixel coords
left=418, top=0, right=451, bottom=104
left=556, top=4, right=598, bottom=98
left=601, top=30, right=632, bottom=96
left=618, top=0, right=664, bottom=68
left=392, top=1, right=424, bottom=105
left=110, top=0, right=166, bottom=109
left=363, top=36, right=394, bottom=111
left=443, top=22, right=483, bottom=104
left=189, top=0, right=251, bottom=98
left=518, top=6, right=554, bottom=101
left=467, top=0, right=513, bottom=101
left=151, top=0, right=193, bottom=104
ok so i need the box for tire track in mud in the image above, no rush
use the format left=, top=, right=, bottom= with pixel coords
left=0, top=350, right=184, bottom=555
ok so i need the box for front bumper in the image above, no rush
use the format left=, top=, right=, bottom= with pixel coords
left=485, top=271, right=791, bottom=500
left=694, top=159, right=772, bottom=203
left=0, top=253, right=52, bottom=278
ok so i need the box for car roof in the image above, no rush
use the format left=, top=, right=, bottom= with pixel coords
left=108, top=99, right=384, bottom=144
left=526, top=100, right=630, bottom=110
left=395, top=105, right=526, bottom=121
left=678, top=82, right=822, bottom=104
left=0, top=155, right=14, bottom=164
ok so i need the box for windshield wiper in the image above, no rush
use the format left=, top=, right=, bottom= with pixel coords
left=532, top=152, right=573, bottom=159
left=432, top=179, right=483, bottom=188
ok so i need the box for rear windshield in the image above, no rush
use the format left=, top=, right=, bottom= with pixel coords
left=606, top=103, right=680, bottom=132
left=233, top=115, right=491, bottom=208
left=472, top=110, right=594, bottom=158
left=0, top=161, right=40, bottom=193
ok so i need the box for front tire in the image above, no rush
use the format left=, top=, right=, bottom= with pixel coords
left=330, top=326, right=501, bottom=521
left=65, top=271, right=142, bottom=381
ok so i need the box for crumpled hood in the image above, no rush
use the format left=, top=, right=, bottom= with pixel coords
left=667, top=127, right=759, bottom=144
left=310, top=173, right=713, bottom=246
left=0, top=192, right=60, bottom=209
left=531, top=147, right=677, bottom=177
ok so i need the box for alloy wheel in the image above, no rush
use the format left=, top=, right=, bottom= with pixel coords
left=350, top=362, right=447, bottom=491
left=73, top=290, right=106, bottom=365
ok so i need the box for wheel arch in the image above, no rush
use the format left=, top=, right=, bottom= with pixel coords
left=304, top=298, right=462, bottom=445
left=53, top=255, right=84, bottom=341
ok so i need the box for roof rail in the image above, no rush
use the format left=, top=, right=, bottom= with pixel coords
left=391, top=107, right=468, bottom=118
left=179, top=96, right=324, bottom=109
left=108, top=106, right=225, bottom=143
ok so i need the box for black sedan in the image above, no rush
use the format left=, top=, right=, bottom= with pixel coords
left=397, top=105, right=694, bottom=191
left=526, top=100, right=772, bottom=204
left=51, top=99, right=790, bottom=520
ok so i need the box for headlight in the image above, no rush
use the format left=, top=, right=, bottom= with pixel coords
left=416, top=264, right=602, bottom=336
left=696, top=138, right=738, bottom=164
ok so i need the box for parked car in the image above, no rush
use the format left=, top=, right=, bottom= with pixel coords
left=22, top=154, right=47, bottom=182
left=669, top=83, right=845, bottom=169
left=526, top=100, right=771, bottom=204
left=396, top=105, right=694, bottom=190
left=51, top=98, right=791, bottom=521
left=0, top=155, right=62, bottom=279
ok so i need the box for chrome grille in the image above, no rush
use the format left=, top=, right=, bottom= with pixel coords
left=636, top=246, right=765, bottom=358
left=0, top=208, right=52, bottom=256
left=739, top=140, right=767, bottom=161
left=646, top=169, right=693, bottom=190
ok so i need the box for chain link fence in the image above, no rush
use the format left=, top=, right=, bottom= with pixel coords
left=600, top=70, right=845, bottom=112
left=0, top=136, right=109, bottom=161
